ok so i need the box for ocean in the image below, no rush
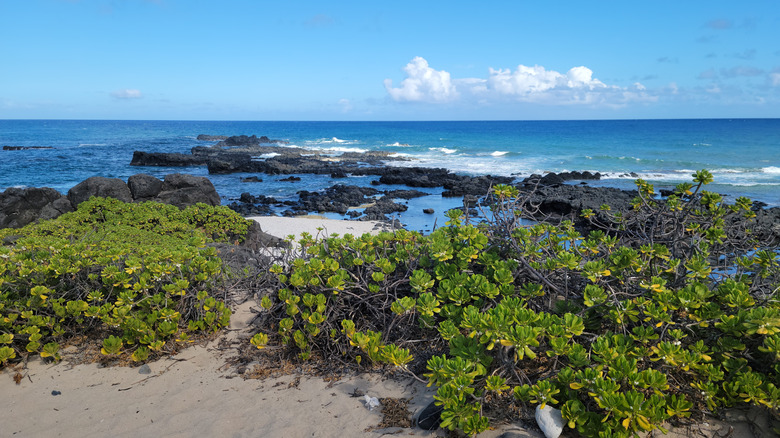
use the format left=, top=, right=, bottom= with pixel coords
left=1, top=119, right=779, bottom=232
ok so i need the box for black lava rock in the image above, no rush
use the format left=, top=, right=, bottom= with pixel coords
left=416, top=401, right=443, bottom=430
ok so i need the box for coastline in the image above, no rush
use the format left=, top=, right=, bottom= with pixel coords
left=2, top=126, right=779, bottom=436
left=2, top=216, right=772, bottom=437
left=3, top=120, right=780, bottom=217
left=0, top=217, right=525, bottom=438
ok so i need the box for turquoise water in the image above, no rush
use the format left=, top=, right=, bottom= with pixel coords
left=1, top=119, right=778, bottom=231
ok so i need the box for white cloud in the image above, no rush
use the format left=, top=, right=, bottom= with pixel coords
left=385, top=57, right=652, bottom=107
left=771, top=72, right=780, bottom=87
left=384, top=57, right=458, bottom=103
left=486, top=65, right=610, bottom=100
left=111, top=89, right=143, bottom=99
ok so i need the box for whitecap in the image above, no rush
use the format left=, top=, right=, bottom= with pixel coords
left=711, top=168, right=743, bottom=174
left=323, top=146, right=368, bottom=153
left=306, top=137, right=357, bottom=145
left=491, top=151, right=509, bottom=157
left=728, top=182, right=777, bottom=187
left=762, top=166, right=780, bottom=174
left=429, top=147, right=456, bottom=154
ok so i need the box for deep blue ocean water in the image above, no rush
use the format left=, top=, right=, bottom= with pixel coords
left=1, top=119, right=778, bottom=231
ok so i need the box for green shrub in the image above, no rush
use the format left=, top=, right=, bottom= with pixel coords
left=253, top=171, right=779, bottom=437
left=0, top=197, right=250, bottom=366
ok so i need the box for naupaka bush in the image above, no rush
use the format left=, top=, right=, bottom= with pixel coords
left=0, top=197, right=250, bottom=367
left=253, top=171, right=779, bottom=437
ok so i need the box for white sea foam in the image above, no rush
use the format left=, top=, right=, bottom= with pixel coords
left=727, top=182, right=777, bottom=187
left=491, top=151, right=509, bottom=157
left=762, top=166, right=780, bottom=174
left=322, top=137, right=354, bottom=144
left=323, top=146, right=368, bottom=153
left=306, top=137, right=359, bottom=146
left=429, top=147, right=456, bottom=154
left=387, top=153, right=540, bottom=178
left=387, top=142, right=412, bottom=147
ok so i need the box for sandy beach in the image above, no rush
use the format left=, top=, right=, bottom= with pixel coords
left=1, top=216, right=532, bottom=438
left=1, top=216, right=769, bottom=438
left=247, top=215, right=395, bottom=241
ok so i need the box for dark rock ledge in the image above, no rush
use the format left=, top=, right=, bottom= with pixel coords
left=125, top=133, right=780, bottom=242
left=0, top=173, right=219, bottom=229
left=0, top=174, right=285, bottom=252
left=3, top=146, right=54, bottom=150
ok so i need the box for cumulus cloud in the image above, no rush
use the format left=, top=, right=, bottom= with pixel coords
left=385, top=57, right=652, bottom=107
left=383, top=57, right=458, bottom=103
left=111, top=89, right=143, bottom=99
left=486, top=65, right=609, bottom=96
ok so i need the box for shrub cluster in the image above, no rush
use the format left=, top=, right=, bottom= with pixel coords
left=252, top=171, right=779, bottom=437
left=0, top=197, right=249, bottom=366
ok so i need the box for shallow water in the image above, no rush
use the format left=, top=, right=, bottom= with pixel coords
left=2, top=119, right=778, bottom=231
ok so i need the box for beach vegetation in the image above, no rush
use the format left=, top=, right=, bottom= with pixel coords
left=252, top=172, right=779, bottom=436
left=0, top=197, right=249, bottom=366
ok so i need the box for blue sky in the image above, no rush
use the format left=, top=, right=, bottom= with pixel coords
left=1, top=0, right=779, bottom=120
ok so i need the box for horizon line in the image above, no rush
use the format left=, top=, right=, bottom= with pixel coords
left=2, top=117, right=779, bottom=123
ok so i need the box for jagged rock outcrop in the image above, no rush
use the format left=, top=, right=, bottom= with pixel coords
left=131, top=151, right=210, bottom=167
left=154, top=174, right=220, bottom=208
left=233, top=184, right=427, bottom=222
left=3, top=146, right=54, bottom=150
left=127, top=173, right=164, bottom=201
left=68, top=176, right=133, bottom=208
left=522, top=171, right=601, bottom=187
left=522, top=184, right=635, bottom=224
left=196, top=134, right=229, bottom=141
left=206, top=153, right=253, bottom=174
left=216, top=135, right=289, bottom=146
left=0, top=187, right=73, bottom=229
left=0, top=173, right=226, bottom=230
left=295, top=185, right=380, bottom=215
left=377, top=168, right=452, bottom=188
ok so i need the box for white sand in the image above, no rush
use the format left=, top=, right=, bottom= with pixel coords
left=247, top=215, right=394, bottom=241
left=3, top=302, right=449, bottom=438
left=1, top=217, right=766, bottom=437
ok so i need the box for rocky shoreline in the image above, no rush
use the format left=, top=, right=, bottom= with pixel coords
left=130, top=135, right=619, bottom=222
left=3, top=133, right=779, bottom=243
left=0, top=173, right=220, bottom=229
